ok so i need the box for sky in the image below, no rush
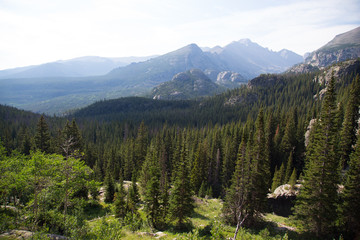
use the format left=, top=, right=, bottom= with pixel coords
left=0, top=0, right=359, bottom=70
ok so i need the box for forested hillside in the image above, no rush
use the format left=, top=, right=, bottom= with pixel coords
left=1, top=60, right=360, bottom=239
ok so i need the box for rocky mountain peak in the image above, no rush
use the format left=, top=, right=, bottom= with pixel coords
left=305, top=26, right=360, bottom=67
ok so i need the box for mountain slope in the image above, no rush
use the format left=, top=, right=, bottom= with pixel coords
left=106, top=44, right=223, bottom=88
left=151, top=69, right=223, bottom=100
left=305, top=26, right=360, bottom=67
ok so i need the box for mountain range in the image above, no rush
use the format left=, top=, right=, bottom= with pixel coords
left=0, top=39, right=302, bottom=114
left=1, top=26, right=359, bottom=115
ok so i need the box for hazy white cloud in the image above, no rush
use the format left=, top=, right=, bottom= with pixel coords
left=0, top=0, right=359, bottom=70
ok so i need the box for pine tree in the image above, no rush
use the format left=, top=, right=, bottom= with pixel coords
left=129, top=173, right=140, bottom=206
left=190, top=143, right=206, bottom=195
left=144, top=164, right=161, bottom=229
left=34, top=115, right=51, bottom=153
left=294, top=76, right=340, bottom=237
left=206, top=186, right=213, bottom=198
left=159, top=173, right=170, bottom=224
left=62, top=120, right=83, bottom=158
left=141, top=142, right=164, bottom=229
left=278, top=162, right=285, bottom=184
left=339, top=75, right=360, bottom=167
left=169, top=160, right=194, bottom=229
left=21, top=129, right=32, bottom=155
left=114, top=177, right=127, bottom=218
left=134, top=121, right=148, bottom=173
left=280, top=108, right=297, bottom=159
left=221, top=137, right=238, bottom=190
left=271, top=166, right=281, bottom=192
left=198, top=181, right=206, bottom=198
left=222, top=134, right=250, bottom=226
left=104, top=171, right=115, bottom=203
left=288, top=168, right=297, bottom=192
left=248, top=108, right=270, bottom=220
left=284, top=151, right=294, bottom=183
left=342, top=134, right=360, bottom=237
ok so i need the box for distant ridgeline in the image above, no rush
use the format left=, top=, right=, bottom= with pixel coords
left=0, top=39, right=302, bottom=115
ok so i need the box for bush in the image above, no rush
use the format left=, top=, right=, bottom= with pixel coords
left=123, top=212, right=143, bottom=232
left=86, top=217, right=124, bottom=240
left=26, top=210, right=83, bottom=236
left=0, top=208, right=17, bottom=233
left=210, top=220, right=225, bottom=240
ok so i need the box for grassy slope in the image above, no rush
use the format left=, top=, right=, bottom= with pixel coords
left=0, top=195, right=316, bottom=240
left=84, top=196, right=301, bottom=240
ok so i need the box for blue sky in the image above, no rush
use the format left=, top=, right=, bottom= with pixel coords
left=0, top=0, right=359, bottom=70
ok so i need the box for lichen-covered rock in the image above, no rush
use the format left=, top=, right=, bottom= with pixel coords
left=268, top=184, right=301, bottom=199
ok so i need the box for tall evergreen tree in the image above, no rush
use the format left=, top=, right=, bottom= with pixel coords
left=190, top=142, right=207, bottom=194
left=144, top=163, right=161, bottom=229
left=34, top=115, right=51, bottom=153
left=280, top=108, right=297, bottom=159
left=284, top=151, right=294, bottom=183
left=134, top=121, right=148, bottom=174
left=114, top=176, right=127, bottom=218
left=222, top=133, right=250, bottom=226
left=62, top=120, right=83, bottom=157
left=294, top=76, right=340, bottom=237
left=129, top=173, right=140, bottom=207
left=271, top=166, right=281, bottom=192
left=169, top=160, right=194, bottom=229
left=248, top=108, right=270, bottom=220
left=288, top=168, right=297, bottom=187
left=342, top=133, right=360, bottom=237
left=339, top=75, right=360, bottom=167
left=104, top=171, right=115, bottom=203
left=141, top=143, right=166, bottom=229
left=21, top=128, right=32, bottom=155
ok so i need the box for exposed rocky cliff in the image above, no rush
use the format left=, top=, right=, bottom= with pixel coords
left=313, top=59, right=360, bottom=85
left=305, top=26, right=360, bottom=68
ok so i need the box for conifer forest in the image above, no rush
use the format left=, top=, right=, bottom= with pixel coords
left=1, top=65, right=360, bottom=239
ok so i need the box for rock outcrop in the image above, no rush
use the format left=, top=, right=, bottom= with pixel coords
left=286, top=63, right=319, bottom=74
left=313, top=59, right=360, bottom=85
left=216, top=71, right=247, bottom=88
left=151, top=69, right=222, bottom=100
left=268, top=184, right=301, bottom=217
left=305, top=26, right=360, bottom=68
